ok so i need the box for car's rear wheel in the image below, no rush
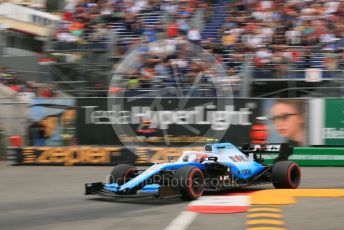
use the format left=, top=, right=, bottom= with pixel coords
left=272, top=161, right=301, bottom=189
left=109, top=164, right=137, bottom=185
left=176, top=166, right=204, bottom=200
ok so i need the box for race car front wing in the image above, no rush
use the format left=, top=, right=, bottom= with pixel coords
left=85, top=182, right=181, bottom=198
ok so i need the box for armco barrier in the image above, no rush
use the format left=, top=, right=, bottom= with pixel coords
left=7, top=146, right=344, bottom=166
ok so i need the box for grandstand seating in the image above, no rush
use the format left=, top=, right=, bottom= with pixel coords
left=2, top=0, right=343, bottom=97
left=201, top=0, right=228, bottom=42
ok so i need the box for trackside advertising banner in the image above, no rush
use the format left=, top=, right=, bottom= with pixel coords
left=28, top=98, right=77, bottom=146
left=76, top=98, right=308, bottom=147
left=8, top=147, right=137, bottom=166
left=309, top=98, right=344, bottom=146
left=76, top=98, right=260, bottom=146
left=8, top=146, right=203, bottom=166
left=324, top=99, right=344, bottom=145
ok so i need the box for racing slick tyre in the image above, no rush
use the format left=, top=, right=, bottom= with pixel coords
left=109, top=164, right=137, bottom=185
left=272, top=161, right=301, bottom=189
left=175, top=166, right=204, bottom=200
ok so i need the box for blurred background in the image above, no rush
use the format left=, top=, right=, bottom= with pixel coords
left=0, top=0, right=343, bottom=162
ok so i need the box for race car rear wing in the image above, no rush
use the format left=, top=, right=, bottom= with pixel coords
left=240, top=143, right=293, bottom=162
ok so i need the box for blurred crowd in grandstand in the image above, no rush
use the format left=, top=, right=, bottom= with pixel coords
left=51, top=0, right=243, bottom=95
left=53, top=0, right=208, bottom=49
left=0, top=0, right=343, bottom=97
left=222, top=0, right=344, bottom=77
left=48, top=0, right=344, bottom=93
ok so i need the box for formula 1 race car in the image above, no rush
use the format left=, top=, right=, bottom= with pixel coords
left=85, top=143, right=301, bottom=200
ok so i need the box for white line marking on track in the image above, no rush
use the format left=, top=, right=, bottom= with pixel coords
left=164, top=211, right=198, bottom=230
left=189, top=195, right=250, bottom=207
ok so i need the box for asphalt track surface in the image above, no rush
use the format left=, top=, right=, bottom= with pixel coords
left=1, top=162, right=344, bottom=230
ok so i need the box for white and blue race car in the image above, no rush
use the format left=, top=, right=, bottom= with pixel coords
left=85, top=143, right=301, bottom=200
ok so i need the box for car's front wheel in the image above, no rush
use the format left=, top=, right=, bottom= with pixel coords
left=108, top=164, right=137, bottom=185
left=272, top=161, right=301, bottom=189
left=175, top=166, right=204, bottom=200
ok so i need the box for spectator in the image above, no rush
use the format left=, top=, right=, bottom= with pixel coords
left=89, top=24, right=108, bottom=43
left=143, top=26, right=158, bottom=43
left=128, top=76, right=140, bottom=89
left=167, top=19, right=179, bottom=38
left=272, top=46, right=288, bottom=77
left=286, top=28, right=301, bottom=45
left=255, top=47, right=273, bottom=68
left=176, top=17, right=190, bottom=35
left=222, top=31, right=237, bottom=49
left=187, top=27, right=201, bottom=43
